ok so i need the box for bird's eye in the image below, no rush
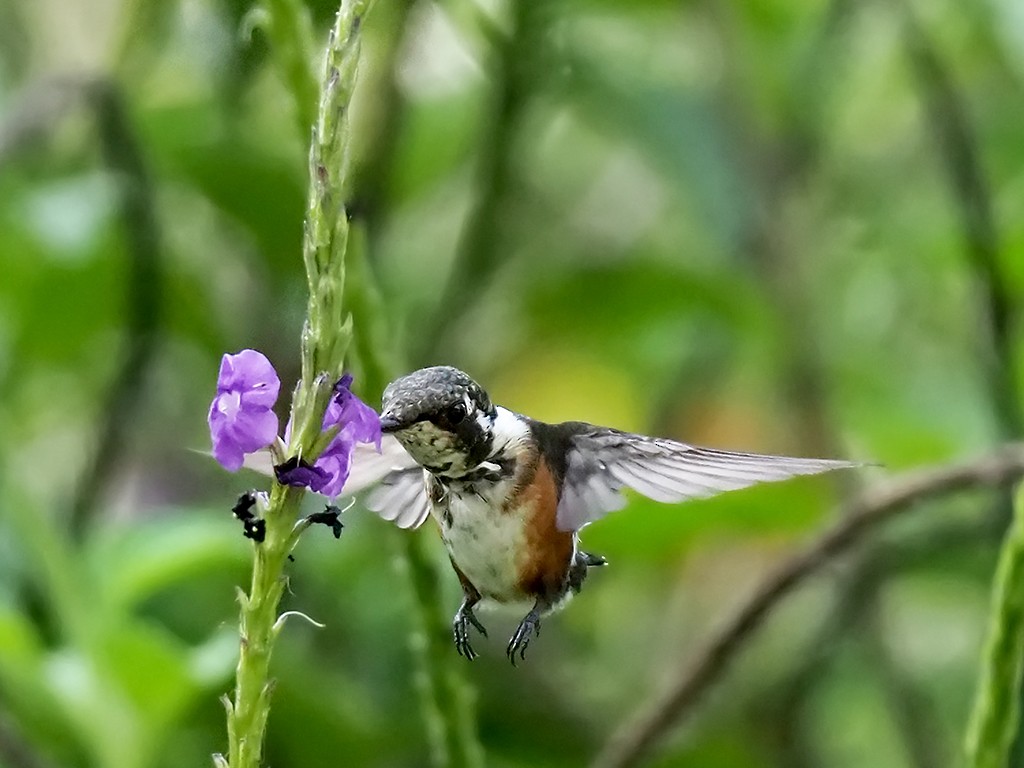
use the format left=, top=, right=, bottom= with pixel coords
left=445, top=402, right=467, bottom=426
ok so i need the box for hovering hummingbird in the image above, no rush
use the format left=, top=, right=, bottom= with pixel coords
left=341, top=366, right=857, bottom=664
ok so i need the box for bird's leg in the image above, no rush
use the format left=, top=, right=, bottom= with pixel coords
left=450, top=559, right=487, bottom=660
left=453, top=591, right=487, bottom=660
left=507, top=599, right=547, bottom=666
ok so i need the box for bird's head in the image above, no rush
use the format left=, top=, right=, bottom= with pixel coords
left=380, top=366, right=497, bottom=475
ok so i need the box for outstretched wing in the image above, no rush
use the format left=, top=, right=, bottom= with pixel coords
left=362, top=466, right=431, bottom=529
left=556, top=427, right=859, bottom=532
left=241, top=435, right=432, bottom=530
left=339, top=436, right=432, bottom=529
left=342, top=436, right=417, bottom=494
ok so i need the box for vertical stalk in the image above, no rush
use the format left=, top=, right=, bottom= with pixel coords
left=225, top=486, right=302, bottom=768
left=398, top=530, right=484, bottom=768
left=255, top=0, right=319, bottom=135
left=257, top=0, right=484, bottom=760
left=70, top=81, right=162, bottom=539
left=219, top=3, right=374, bottom=767
left=966, top=484, right=1024, bottom=768
left=347, top=227, right=484, bottom=768
left=414, top=0, right=537, bottom=365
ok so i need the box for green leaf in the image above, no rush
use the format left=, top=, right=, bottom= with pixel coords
left=0, top=605, right=82, bottom=762
left=45, top=621, right=202, bottom=768
left=87, top=510, right=248, bottom=613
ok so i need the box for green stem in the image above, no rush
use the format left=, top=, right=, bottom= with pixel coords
left=399, top=532, right=483, bottom=768
left=293, top=0, right=374, bottom=443
left=252, top=0, right=483, bottom=760
left=348, top=224, right=484, bottom=768
left=966, top=484, right=1024, bottom=768
left=71, top=81, right=162, bottom=539
left=221, top=4, right=374, bottom=767
left=257, top=0, right=319, bottom=135
left=226, top=486, right=301, bottom=768
left=414, top=0, right=536, bottom=365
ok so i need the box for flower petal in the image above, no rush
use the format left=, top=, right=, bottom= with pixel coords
left=315, top=445, right=354, bottom=498
left=218, top=349, right=280, bottom=408
left=229, top=408, right=280, bottom=454
left=208, top=349, right=281, bottom=472
left=210, top=402, right=247, bottom=471
left=330, top=375, right=382, bottom=450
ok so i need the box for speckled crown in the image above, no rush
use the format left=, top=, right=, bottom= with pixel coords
left=381, top=366, right=492, bottom=425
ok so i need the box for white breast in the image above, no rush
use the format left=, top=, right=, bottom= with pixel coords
left=436, top=479, right=529, bottom=604
left=434, top=406, right=535, bottom=605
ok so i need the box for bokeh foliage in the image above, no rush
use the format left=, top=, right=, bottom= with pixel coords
left=1, top=0, right=1022, bottom=766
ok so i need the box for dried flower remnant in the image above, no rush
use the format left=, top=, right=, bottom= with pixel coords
left=231, top=490, right=267, bottom=542
left=307, top=505, right=345, bottom=538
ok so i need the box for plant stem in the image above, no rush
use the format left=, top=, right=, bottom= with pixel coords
left=257, top=0, right=318, bottom=136
left=347, top=226, right=484, bottom=768
left=254, top=0, right=484, bottom=759
left=399, top=531, right=483, bottom=768
left=293, top=0, right=374, bottom=449
left=966, top=484, right=1024, bottom=768
left=226, top=485, right=301, bottom=768
left=70, top=80, right=162, bottom=539
left=221, top=3, right=374, bottom=767
left=414, top=0, right=537, bottom=365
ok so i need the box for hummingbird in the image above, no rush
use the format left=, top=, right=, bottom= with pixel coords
left=345, top=366, right=858, bottom=664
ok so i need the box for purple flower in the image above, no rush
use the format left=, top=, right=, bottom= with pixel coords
left=306, top=436, right=356, bottom=497
left=330, top=373, right=383, bottom=451
left=276, top=374, right=381, bottom=497
left=208, top=349, right=281, bottom=471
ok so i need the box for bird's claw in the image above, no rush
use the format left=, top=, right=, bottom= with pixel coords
left=506, top=610, right=541, bottom=666
left=453, top=605, right=487, bottom=660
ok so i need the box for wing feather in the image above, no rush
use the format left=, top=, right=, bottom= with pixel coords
left=365, top=467, right=431, bottom=529
left=609, top=461, right=693, bottom=502
left=343, top=436, right=418, bottom=495
left=555, top=428, right=860, bottom=531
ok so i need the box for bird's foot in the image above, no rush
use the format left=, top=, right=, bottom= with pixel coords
left=453, top=603, right=487, bottom=660
left=569, top=551, right=607, bottom=593
left=581, top=551, right=607, bottom=567
left=506, top=609, right=541, bottom=666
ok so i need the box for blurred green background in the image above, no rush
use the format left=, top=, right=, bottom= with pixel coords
left=1, top=0, right=1022, bottom=766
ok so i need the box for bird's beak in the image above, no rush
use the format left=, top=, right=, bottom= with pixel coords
left=379, top=413, right=402, bottom=433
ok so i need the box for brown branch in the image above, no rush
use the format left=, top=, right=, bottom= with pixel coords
left=590, top=444, right=1024, bottom=768
left=765, top=513, right=993, bottom=765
